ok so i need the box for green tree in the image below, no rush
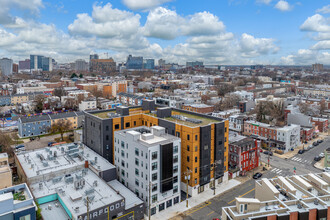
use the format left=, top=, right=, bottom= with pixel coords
left=79, top=73, right=83, bottom=78
left=70, top=73, right=78, bottom=78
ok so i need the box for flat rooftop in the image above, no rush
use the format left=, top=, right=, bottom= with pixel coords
left=165, top=110, right=220, bottom=127
left=31, top=169, right=123, bottom=219
left=16, top=143, right=115, bottom=181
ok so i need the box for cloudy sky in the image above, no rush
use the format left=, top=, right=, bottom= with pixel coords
left=0, top=0, right=330, bottom=65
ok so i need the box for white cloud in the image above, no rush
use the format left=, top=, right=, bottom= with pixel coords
left=316, top=5, right=330, bottom=14
left=281, top=49, right=330, bottom=65
left=143, top=7, right=225, bottom=40
left=68, top=3, right=141, bottom=38
left=256, top=0, right=272, bottom=5
left=300, top=14, right=330, bottom=32
left=239, top=33, right=279, bottom=57
left=122, top=0, right=173, bottom=11
left=274, top=0, right=292, bottom=12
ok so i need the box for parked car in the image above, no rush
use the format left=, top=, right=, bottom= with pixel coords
left=253, top=173, right=263, bottom=179
left=319, top=153, right=325, bottom=158
left=323, top=167, right=330, bottom=172
left=298, top=150, right=304, bottom=154
left=48, top=142, right=55, bottom=147
left=263, top=151, right=273, bottom=156
left=313, top=142, right=318, bottom=146
left=15, top=145, right=25, bottom=150
left=314, top=156, right=321, bottom=162
left=317, top=139, right=323, bottom=144
left=309, top=144, right=313, bottom=149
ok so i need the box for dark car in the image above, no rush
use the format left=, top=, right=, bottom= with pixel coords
left=317, top=139, right=323, bottom=144
left=48, top=142, right=55, bottom=146
left=263, top=151, right=273, bottom=156
left=314, top=156, right=321, bottom=162
left=313, top=142, right=318, bottom=146
left=15, top=145, right=25, bottom=150
left=298, top=149, right=304, bottom=154
left=253, top=173, right=263, bottom=179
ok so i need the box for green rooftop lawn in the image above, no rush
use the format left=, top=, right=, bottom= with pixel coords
left=92, top=110, right=115, bottom=119
left=165, top=111, right=220, bottom=127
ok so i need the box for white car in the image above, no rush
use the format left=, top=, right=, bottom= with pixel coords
left=323, top=167, right=330, bottom=172
left=319, top=153, right=325, bottom=158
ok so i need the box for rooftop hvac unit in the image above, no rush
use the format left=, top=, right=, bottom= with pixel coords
left=93, top=180, right=98, bottom=187
left=31, top=164, right=34, bottom=169
left=36, top=170, right=40, bottom=175
left=86, top=153, right=89, bottom=157
left=95, top=157, right=97, bottom=164
left=61, top=147, right=64, bottom=153
left=42, top=161, right=49, bottom=167
left=85, top=188, right=95, bottom=195
left=28, top=159, right=31, bottom=164
left=65, top=175, right=74, bottom=184
left=45, top=147, right=50, bottom=152
left=39, top=183, right=43, bottom=189
left=74, top=207, right=79, bottom=213
left=75, top=173, right=82, bottom=180
left=74, top=178, right=85, bottom=190
left=54, top=151, right=57, bottom=157
left=82, top=168, right=88, bottom=176
left=52, top=176, right=62, bottom=184
left=314, top=199, right=319, bottom=205
left=297, top=204, right=302, bottom=209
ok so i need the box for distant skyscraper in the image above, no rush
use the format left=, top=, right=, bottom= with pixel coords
left=19, top=59, right=30, bottom=70
left=0, top=58, right=13, bottom=76
left=186, top=61, right=204, bottom=68
left=143, top=59, right=155, bottom=69
left=12, top=63, right=18, bottom=73
left=158, top=59, right=166, bottom=67
left=75, top=59, right=88, bottom=72
left=41, top=57, right=53, bottom=71
left=312, top=63, right=323, bottom=72
left=126, top=55, right=143, bottom=69
left=90, top=54, right=99, bottom=61
left=30, top=55, right=43, bottom=71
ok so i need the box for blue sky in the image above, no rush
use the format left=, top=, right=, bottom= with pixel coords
left=1, top=0, right=330, bottom=65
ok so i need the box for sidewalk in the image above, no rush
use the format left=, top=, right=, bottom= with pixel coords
left=149, top=179, right=241, bottom=220
left=314, top=158, right=325, bottom=170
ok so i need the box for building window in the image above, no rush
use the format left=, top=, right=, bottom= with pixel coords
left=173, top=185, right=178, bottom=193
left=195, top=157, right=197, bottom=162
left=174, top=146, right=178, bottom=153
left=121, top=150, right=124, bottom=157
left=135, top=158, right=139, bottom=166
left=106, top=135, right=109, bottom=141
left=121, top=141, right=125, bottom=148
left=195, top=146, right=198, bottom=152
left=19, top=215, right=31, bottom=220
left=152, top=194, right=158, bottom=203
left=176, top=132, right=180, bottom=137
left=134, top=121, right=136, bottom=126
left=125, top=122, right=130, bottom=127
left=152, top=152, right=158, bottom=160
left=204, top=145, right=208, bottom=150
left=195, top=168, right=197, bottom=173
left=135, top=168, right=139, bottom=176
left=187, top=156, right=190, bottom=162
left=187, top=134, right=190, bottom=140
left=152, top=183, right=158, bottom=192
left=173, top=155, right=178, bottom=163
left=135, top=148, right=139, bottom=156
left=135, top=179, right=139, bottom=186
left=106, top=125, right=109, bottom=131
left=187, top=145, right=190, bottom=151
left=152, top=162, right=158, bottom=171
left=115, top=124, right=120, bottom=129
left=151, top=207, right=156, bottom=215
left=195, top=135, right=198, bottom=141
left=195, top=178, right=197, bottom=184
left=152, top=173, right=157, bottom=181
left=173, top=176, right=178, bottom=183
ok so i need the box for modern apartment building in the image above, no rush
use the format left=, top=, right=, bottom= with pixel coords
left=0, top=58, right=13, bottom=76
left=126, top=55, right=143, bottom=70
left=114, top=126, right=181, bottom=215
left=83, top=100, right=229, bottom=196
left=222, top=173, right=330, bottom=220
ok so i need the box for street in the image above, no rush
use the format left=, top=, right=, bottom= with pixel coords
left=179, top=136, right=329, bottom=220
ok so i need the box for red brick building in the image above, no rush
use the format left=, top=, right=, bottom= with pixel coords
left=182, top=104, right=214, bottom=114
left=229, top=134, right=259, bottom=173
left=312, top=117, right=328, bottom=132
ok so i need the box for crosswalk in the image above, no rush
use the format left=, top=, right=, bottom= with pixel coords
left=271, top=168, right=283, bottom=174
left=290, top=157, right=311, bottom=164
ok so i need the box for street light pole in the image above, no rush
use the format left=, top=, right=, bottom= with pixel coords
left=184, top=168, right=192, bottom=208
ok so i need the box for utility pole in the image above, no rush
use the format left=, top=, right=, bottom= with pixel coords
left=184, top=168, right=192, bottom=207
left=86, top=196, right=90, bottom=220
left=148, top=181, right=152, bottom=220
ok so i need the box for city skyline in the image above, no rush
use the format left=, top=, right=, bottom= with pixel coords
left=0, top=1, right=330, bottom=65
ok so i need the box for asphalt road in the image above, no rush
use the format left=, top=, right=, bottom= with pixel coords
left=180, top=136, right=329, bottom=220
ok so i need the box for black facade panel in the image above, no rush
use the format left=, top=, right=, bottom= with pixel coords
left=298, top=212, right=308, bottom=220
left=278, top=215, right=289, bottom=220
left=142, top=99, right=156, bottom=111
left=158, top=119, right=176, bottom=136
left=214, top=122, right=225, bottom=178
left=160, top=143, right=173, bottom=193
left=250, top=216, right=267, bottom=220
left=157, top=107, right=172, bottom=118
left=318, top=208, right=327, bottom=219
left=200, top=125, right=211, bottom=186
left=116, top=106, right=129, bottom=116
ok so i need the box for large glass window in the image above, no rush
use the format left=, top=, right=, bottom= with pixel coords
left=152, top=152, right=158, bottom=160
left=152, top=173, right=157, bottom=181
left=152, top=162, right=158, bottom=171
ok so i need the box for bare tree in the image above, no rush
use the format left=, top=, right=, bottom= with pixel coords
left=50, top=120, right=73, bottom=141
left=34, top=95, right=45, bottom=113
left=217, top=84, right=235, bottom=97
left=53, top=87, right=66, bottom=102
left=0, top=131, right=13, bottom=156
left=91, top=87, right=103, bottom=106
